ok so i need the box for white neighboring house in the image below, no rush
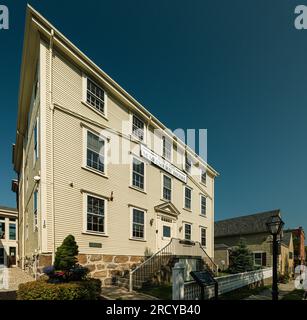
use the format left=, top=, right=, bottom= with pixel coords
left=0, top=206, right=18, bottom=267
left=12, top=5, right=219, bottom=286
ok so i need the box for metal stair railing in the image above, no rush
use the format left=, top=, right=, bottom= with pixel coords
left=129, top=238, right=218, bottom=291
left=129, top=238, right=175, bottom=292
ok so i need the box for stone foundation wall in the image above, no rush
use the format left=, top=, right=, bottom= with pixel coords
left=24, top=253, right=144, bottom=286
left=77, top=254, right=144, bottom=286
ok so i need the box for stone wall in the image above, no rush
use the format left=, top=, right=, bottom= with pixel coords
left=78, top=254, right=144, bottom=286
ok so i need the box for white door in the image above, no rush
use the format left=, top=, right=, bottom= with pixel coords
left=157, top=216, right=176, bottom=250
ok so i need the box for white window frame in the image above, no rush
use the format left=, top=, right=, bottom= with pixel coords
left=200, top=194, right=207, bottom=217
left=83, top=192, right=108, bottom=236
left=185, top=153, right=192, bottom=173
left=130, top=207, right=146, bottom=241
left=82, top=74, right=108, bottom=119
left=161, top=173, right=172, bottom=201
left=253, top=251, right=266, bottom=267
left=82, top=127, right=108, bottom=177
left=183, top=186, right=192, bottom=210
left=131, top=113, right=146, bottom=142
left=183, top=222, right=192, bottom=241
left=200, top=226, right=207, bottom=247
left=200, top=168, right=207, bottom=185
left=162, top=136, right=173, bottom=162
left=130, top=155, right=146, bottom=192
left=8, top=222, right=17, bottom=241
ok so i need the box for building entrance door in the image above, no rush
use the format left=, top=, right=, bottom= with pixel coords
left=9, top=247, right=16, bottom=267
left=157, top=216, right=176, bottom=251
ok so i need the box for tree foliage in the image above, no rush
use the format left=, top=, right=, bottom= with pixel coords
left=54, top=235, right=79, bottom=272
left=228, top=239, right=254, bottom=274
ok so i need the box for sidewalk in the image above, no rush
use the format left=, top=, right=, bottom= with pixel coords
left=0, top=267, right=33, bottom=300
left=101, top=286, right=159, bottom=300
left=245, top=281, right=297, bottom=300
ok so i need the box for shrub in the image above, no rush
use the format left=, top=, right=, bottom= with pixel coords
left=17, top=278, right=102, bottom=300
left=54, top=235, right=79, bottom=273
left=228, top=239, right=254, bottom=274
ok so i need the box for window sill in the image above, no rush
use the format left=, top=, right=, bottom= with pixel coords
left=81, top=101, right=108, bottom=121
left=82, top=166, right=109, bottom=179
left=183, top=208, right=192, bottom=212
left=82, top=231, right=109, bottom=238
left=129, top=185, right=147, bottom=194
left=199, top=214, right=207, bottom=218
left=129, top=238, right=147, bottom=242
left=200, top=181, right=207, bottom=187
left=129, top=134, right=145, bottom=144
left=160, top=198, right=172, bottom=203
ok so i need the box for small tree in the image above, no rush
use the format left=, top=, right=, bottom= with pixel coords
left=228, top=239, right=254, bottom=274
left=54, top=235, right=79, bottom=272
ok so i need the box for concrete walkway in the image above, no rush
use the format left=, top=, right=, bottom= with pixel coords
left=101, top=286, right=159, bottom=300
left=0, top=267, right=33, bottom=300
left=245, top=281, right=297, bottom=300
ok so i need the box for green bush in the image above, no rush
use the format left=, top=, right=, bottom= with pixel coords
left=54, top=235, right=79, bottom=272
left=17, top=278, right=102, bottom=300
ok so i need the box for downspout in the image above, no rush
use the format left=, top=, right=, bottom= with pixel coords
left=49, top=29, right=55, bottom=263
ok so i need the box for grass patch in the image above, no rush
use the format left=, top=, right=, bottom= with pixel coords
left=139, top=285, right=172, bottom=300
left=219, top=285, right=270, bottom=300
left=282, top=290, right=305, bottom=300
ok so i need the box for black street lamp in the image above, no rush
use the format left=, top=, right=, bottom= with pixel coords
left=266, top=214, right=285, bottom=301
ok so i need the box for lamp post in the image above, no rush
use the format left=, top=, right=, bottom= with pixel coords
left=266, top=215, right=284, bottom=301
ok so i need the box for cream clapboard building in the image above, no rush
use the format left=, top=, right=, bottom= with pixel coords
left=12, top=6, right=219, bottom=285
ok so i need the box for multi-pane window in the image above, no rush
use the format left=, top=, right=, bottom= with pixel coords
left=132, top=208, right=145, bottom=240
left=253, top=252, right=266, bottom=267
left=0, top=221, right=5, bottom=239
left=200, top=227, right=206, bottom=247
left=34, top=119, right=38, bottom=161
left=184, top=187, right=192, bottom=210
left=201, top=170, right=207, bottom=185
left=184, top=223, right=192, bottom=241
left=87, top=195, right=105, bottom=233
left=132, top=115, right=145, bottom=141
left=86, top=78, right=105, bottom=114
left=163, top=175, right=172, bottom=201
left=34, top=191, right=38, bottom=229
left=87, top=131, right=105, bottom=173
left=132, top=158, right=145, bottom=190
left=200, top=195, right=207, bottom=216
left=162, top=136, right=172, bottom=161
left=9, top=224, right=16, bottom=240
left=185, top=154, right=191, bottom=173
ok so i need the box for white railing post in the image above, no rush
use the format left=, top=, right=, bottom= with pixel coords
left=172, top=262, right=185, bottom=300
left=129, top=271, right=133, bottom=292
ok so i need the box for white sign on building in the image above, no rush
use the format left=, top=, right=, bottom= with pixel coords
left=140, top=145, right=187, bottom=183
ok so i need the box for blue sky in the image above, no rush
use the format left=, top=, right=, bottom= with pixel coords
left=0, top=0, right=306, bottom=237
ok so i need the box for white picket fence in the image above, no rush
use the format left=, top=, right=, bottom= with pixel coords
left=173, top=264, right=272, bottom=300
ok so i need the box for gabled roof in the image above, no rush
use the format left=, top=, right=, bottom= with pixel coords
left=215, top=209, right=281, bottom=238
